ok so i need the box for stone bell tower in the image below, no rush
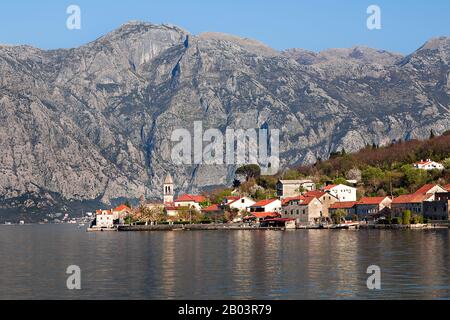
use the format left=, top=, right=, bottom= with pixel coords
left=163, top=173, right=174, bottom=204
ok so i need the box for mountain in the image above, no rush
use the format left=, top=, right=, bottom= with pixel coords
left=0, top=21, right=449, bottom=220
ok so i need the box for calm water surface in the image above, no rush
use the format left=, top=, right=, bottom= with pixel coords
left=0, top=225, right=449, bottom=300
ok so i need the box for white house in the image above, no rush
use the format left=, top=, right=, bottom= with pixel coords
left=96, top=210, right=114, bottom=228
left=277, top=180, right=315, bottom=199
left=223, top=196, right=256, bottom=212
left=414, top=159, right=445, bottom=171
left=249, top=199, right=282, bottom=213
left=323, top=184, right=357, bottom=202
left=174, top=194, right=207, bottom=211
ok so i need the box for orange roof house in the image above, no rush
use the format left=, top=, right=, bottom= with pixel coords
left=202, top=204, right=222, bottom=213
left=392, top=193, right=433, bottom=204
left=175, top=194, right=207, bottom=203
left=329, top=201, right=358, bottom=209
left=357, top=197, right=390, bottom=205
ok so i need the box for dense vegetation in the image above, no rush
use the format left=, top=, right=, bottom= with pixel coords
left=207, top=131, right=450, bottom=202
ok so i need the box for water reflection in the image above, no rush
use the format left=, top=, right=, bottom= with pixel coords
left=0, top=225, right=449, bottom=300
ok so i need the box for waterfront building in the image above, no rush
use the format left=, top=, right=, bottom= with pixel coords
left=304, top=190, right=339, bottom=217
left=329, top=201, right=358, bottom=218
left=413, top=159, right=444, bottom=171
left=96, top=210, right=115, bottom=228
left=423, top=192, right=450, bottom=221
left=276, top=179, right=315, bottom=199
left=391, top=193, right=433, bottom=217
left=244, top=212, right=280, bottom=223
left=356, top=197, right=392, bottom=220
left=281, top=196, right=323, bottom=225
left=322, top=184, right=357, bottom=202
left=249, top=199, right=282, bottom=213
left=112, top=205, right=132, bottom=224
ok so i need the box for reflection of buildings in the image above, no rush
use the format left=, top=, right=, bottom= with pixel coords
left=160, top=232, right=177, bottom=298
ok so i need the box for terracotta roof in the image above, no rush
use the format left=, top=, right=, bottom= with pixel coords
left=416, top=160, right=433, bottom=166
left=392, top=193, right=433, bottom=204
left=96, top=209, right=113, bottom=215
left=282, top=196, right=318, bottom=206
left=444, top=184, right=450, bottom=192
left=330, top=201, right=358, bottom=209
left=202, top=204, right=222, bottom=212
left=304, top=190, right=327, bottom=198
left=281, top=196, right=305, bottom=206
left=114, top=204, right=131, bottom=212
left=323, top=184, right=337, bottom=191
left=175, top=194, right=207, bottom=203
left=248, top=212, right=280, bottom=219
left=250, top=199, right=279, bottom=207
left=414, top=184, right=437, bottom=195
left=357, top=197, right=390, bottom=205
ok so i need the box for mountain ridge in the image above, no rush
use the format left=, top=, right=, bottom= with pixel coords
left=0, top=21, right=449, bottom=220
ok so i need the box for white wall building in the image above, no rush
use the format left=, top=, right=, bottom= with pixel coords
left=96, top=210, right=114, bottom=228
left=323, top=184, right=357, bottom=202
left=414, top=159, right=445, bottom=171
left=225, top=196, right=256, bottom=212
left=249, top=199, right=282, bottom=213
left=174, top=194, right=207, bottom=211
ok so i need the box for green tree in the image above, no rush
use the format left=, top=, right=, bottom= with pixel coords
left=362, top=166, right=385, bottom=189
left=235, top=165, right=261, bottom=181
left=402, top=210, right=412, bottom=225
left=331, top=209, right=347, bottom=224
left=282, top=169, right=304, bottom=180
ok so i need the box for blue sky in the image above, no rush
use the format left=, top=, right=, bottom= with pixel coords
left=0, top=0, right=448, bottom=54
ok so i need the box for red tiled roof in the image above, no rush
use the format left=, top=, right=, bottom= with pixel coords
left=323, top=184, right=337, bottom=191
left=114, top=204, right=131, bottom=212
left=249, top=212, right=280, bottom=219
left=416, top=160, right=433, bottom=166
left=414, top=184, right=436, bottom=195
left=175, top=194, right=207, bottom=203
left=357, top=197, right=390, bottom=205
left=96, top=209, right=113, bottom=215
left=330, top=201, right=358, bottom=209
left=202, top=204, right=222, bottom=212
left=282, top=196, right=318, bottom=206
left=304, top=190, right=327, bottom=198
left=392, top=193, right=433, bottom=204
left=281, top=196, right=305, bottom=206
left=444, top=184, right=450, bottom=192
left=250, top=199, right=279, bottom=207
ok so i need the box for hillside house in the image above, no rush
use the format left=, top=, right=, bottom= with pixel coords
left=276, top=179, right=315, bottom=199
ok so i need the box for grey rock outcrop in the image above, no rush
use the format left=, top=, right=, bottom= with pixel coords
left=0, top=22, right=449, bottom=218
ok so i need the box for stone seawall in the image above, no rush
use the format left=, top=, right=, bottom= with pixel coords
left=117, top=224, right=281, bottom=232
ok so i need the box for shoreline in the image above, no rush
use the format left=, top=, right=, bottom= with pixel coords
left=107, top=223, right=450, bottom=232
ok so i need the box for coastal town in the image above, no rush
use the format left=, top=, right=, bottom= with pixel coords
left=89, top=157, right=450, bottom=232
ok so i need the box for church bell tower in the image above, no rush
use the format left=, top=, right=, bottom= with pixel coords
left=163, top=174, right=174, bottom=204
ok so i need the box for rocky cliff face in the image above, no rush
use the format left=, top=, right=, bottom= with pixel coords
left=0, top=22, right=449, bottom=219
